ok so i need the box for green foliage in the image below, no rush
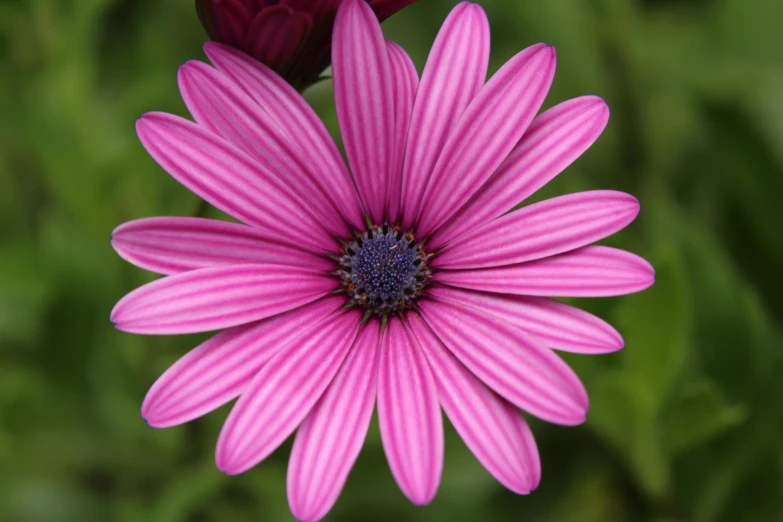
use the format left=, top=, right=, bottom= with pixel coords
left=1, top=0, right=782, bottom=520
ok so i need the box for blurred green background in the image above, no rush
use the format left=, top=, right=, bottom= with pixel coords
left=2, top=0, right=783, bottom=520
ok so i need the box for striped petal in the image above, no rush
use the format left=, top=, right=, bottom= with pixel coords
left=434, top=191, right=640, bottom=269
left=245, top=6, right=312, bottom=70
left=177, top=61, right=349, bottom=238
left=203, top=42, right=365, bottom=230
left=287, top=320, right=381, bottom=522
left=408, top=313, right=540, bottom=493
left=110, top=264, right=337, bottom=335
left=136, top=112, right=335, bottom=253
left=111, top=217, right=332, bottom=276
left=216, top=309, right=362, bottom=475
left=428, top=286, right=623, bottom=354
left=378, top=317, right=443, bottom=505
left=431, top=96, right=610, bottom=249
left=197, top=0, right=249, bottom=47
left=400, top=2, right=489, bottom=229
left=142, top=296, right=344, bottom=428
left=333, top=0, right=395, bottom=223
left=385, top=40, right=419, bottom=223
left=436, top=246, right=655, bottom=297
left=419, top=299, right=588, bottom=426
left=415, top=44, right=556, bottom=238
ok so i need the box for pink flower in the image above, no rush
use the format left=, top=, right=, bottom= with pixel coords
left=195, top=0, right=418, bottom=88
left=112, top=0, right=654, bottom=520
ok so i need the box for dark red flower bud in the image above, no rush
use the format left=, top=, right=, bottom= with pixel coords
left=195, top=0, right=418, bottom=89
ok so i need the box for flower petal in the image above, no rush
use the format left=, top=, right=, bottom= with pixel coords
left=434, top=191, right=639, bottom=269
left=332, top=0, right=395, bottom=223
left=370, top=0, right=419, bottom=21
left=110, top=264, right=337, bottom=335
left=203, top=42, right=365, bottom=230
left=430, top=96, right=610, bottom=249
left=418, top=298, right=588, bottom=425
left=196, top=0, right=250, bottom=47
left=436, top=246, right=656, bottom=297
left=136, top=112, right=335, bottom=253
left=177, top=61, right=349, bottom=238
left=377, top=317, right=443, bottom=505
left=216, top=308, right=362, bottom=475
left=287, top=320, right=381, bottom=522
left=415, top=44, right=556, bottom=238
left=400, top=2, right=489, bottom=229
left=111, top=217, right=332, bottom=276
left=142, top=296, right=344, bottom=428
left=428, top=286, right=623, bottom=354
left=385, top=40, right=419, bottom=223
left=408, top=313, right=540, bottom=493
left=245, top=6, right=312, bottom=69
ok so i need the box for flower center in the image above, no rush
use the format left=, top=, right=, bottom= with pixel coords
left=337, top=224, right=431, bottom=316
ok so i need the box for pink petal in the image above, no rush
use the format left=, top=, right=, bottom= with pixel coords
left=377, top=317, right=443, bottom=505
left=142, top=296, right=344, bottom=428
left=415, top=44, right=556, bottom=238
left=287, top=320, right=381, bottom=522
left=431, top=96, right=610, bottom=249
left=434, top=191, right=640, bottom=269
left=245, top=6, right=312, bottom=69
left=385, top=40, right=419, bottom=223
left=408, top=313, right=540, bottom=493
left=428, top=286, right=623, bottom=354
left=216, top=308, right=362, bottom=475
left=332, top=0, right=395, bottom=224
left=203, top=43, right=365, bottom=230
left=436, top=245, right=655, bottom=297
left=400, top=2, right=489, bottom=230
left=110, top=264, right=337, bottom=335
left=111, top=217, right=333, bottom=275
left=418, top=298, right=588, bottom=426
left=135, top=112, right=335, bottom=253
left=177, top=61, right=349, bottom=238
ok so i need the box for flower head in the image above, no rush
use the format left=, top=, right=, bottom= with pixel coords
left=195, top=0, right=418, bottom=88
left=112, top=1, right=654, bottom=520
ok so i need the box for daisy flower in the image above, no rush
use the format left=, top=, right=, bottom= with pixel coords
left=111, top=0, right=654, bottom=520
left=195, top=0, right=418, bottom=88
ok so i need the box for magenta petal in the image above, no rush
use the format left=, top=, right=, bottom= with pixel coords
left=111, top=217, right=332, bottom=275
left=378, top=318, right=443, bottom=505
left=142, top=296, right=344, bottom=428
left=332, top=0, right=395, bottom=224
left=287, top=321, right=381, bottom=522
left=428, top=286, right=623, bottom=354
left=434, top=191, right=640, bottom=269
left=385, top=40, right=419, bottom=223
left=245, top=6, right=312, bottom=69
left=177, top=61, right=349, bottom=238
left=110, top=264, right=337, bottom=335
left=408, top=313, right=540, bottom=493
left=216, top=309, right=362, bottom=475
left=431, top=96, right=610, bottom=249
left=436, top=246, right=656, bottom=297
left=400, top=2, right=489, bottom=229
left=419, top=299, right=588, bottom=426
left=415, top=44, right=556, bottom=238
left=203, top=43, right=365, bottom=230
left=135, top=112, right=335, bottom=253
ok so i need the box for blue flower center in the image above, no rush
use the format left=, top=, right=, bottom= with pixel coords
left=337, top=224, right=431, bottom=316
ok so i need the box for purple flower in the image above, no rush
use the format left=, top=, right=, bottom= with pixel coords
left=195, top=0, right=418, bottom=88
left=112, top=1, right=654, bottom=520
